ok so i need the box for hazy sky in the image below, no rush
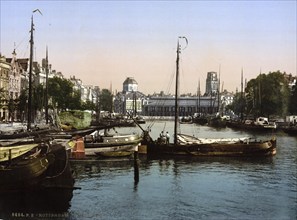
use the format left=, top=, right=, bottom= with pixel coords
left=1, top=1, right=296, bottom=95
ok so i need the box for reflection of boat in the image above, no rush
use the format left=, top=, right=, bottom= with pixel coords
left=71, top=129, right=142, bottom=157
left=143, top=37, right=276, bottom=157
left=70, top=159, right=136, bottom=179
left=0, top=188, right=73, bottom=219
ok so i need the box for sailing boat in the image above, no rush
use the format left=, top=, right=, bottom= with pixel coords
left=143, top=37, right=276, bottom=157
left=0, top=11, right=74, bottom=192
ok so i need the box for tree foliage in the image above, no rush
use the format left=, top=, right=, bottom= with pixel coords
left=8, top=98, right=17, bottom=121
left=48, top=76, right=81, bottom=111
left=289, top=81, right=297, bottom=114
left=100, top=89, right=113, bottom=112
left=18, top=89, right=28, bottom=121
left=17, top=77, right=100, bottom=114
left=81, top=100, right=96, bottom=111
left=228, top=92, right=246, bottom=119
left=33, top=83, right=45, bottom=111
left=229, top=71, right=290, bottom=119
left=67, top=89, right=82, bottom=110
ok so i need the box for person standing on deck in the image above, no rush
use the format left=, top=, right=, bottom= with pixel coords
left=166, top=132, right=170, bottom=144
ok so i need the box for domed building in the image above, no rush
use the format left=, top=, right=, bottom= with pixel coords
left=113, top=77, right=146, bottom=115
left=123, top=77, right=138, bottom=93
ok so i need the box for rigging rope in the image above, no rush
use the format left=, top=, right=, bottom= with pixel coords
left=147, top=68, right=176, bottom=131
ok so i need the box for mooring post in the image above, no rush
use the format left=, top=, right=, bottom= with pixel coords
left=134, top=144, right=139, bottom=183
left=8, top=149, right=12, bottom=164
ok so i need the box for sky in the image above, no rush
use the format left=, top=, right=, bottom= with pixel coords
left=1, top=0, right=296, bottom=95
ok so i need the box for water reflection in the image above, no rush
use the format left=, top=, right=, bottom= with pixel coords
left=146, top=154, right=275, bottom=167
left=70, top=159, right=136, bottom=179
left=0, top=188, right=73, bottom=220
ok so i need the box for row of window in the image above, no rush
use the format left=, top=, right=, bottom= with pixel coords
left=143, top=106, right=219, bottom=115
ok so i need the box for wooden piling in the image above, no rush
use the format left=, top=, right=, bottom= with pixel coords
left=134, top=145, right=139, bottom=183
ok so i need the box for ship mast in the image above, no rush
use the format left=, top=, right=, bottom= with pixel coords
left=27, top=9, right=42, bottom=131
left=240, top=68, right=244, bottom=121
left=45, top=46, right=49, bottom=124
left=174, top=40, right=180, bottom=145
left=27, top=15, right=34, bottom=131
left=174, top=37, right=188, bottom=145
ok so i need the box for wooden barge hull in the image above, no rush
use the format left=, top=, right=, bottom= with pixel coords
left=84, top=142, right=140, bottom=156
left=147, top=139, right=276, bottom=157
left=0, top=155, right=50, bottom=192
left=0, top=142, right=74, bottom=192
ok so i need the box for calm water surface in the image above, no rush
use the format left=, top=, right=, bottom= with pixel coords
left=0, top=121, right=296, bottom=220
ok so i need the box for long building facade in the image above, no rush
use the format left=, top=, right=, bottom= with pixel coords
left=113, top=76, right=230, bottom=117
left=142, top=96, right=219, bottom=116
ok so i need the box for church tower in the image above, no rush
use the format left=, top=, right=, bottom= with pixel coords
left=205, top=71, right=219, bottom=96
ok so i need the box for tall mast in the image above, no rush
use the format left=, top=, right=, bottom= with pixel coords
left=45, top=46, right=49, bottom=124
left=174, top=39, right=180, bottom=145
left=218, top=65, right=221, bottom=115
left=259, top=69, right=262, bottom=116
left=198, top=79, right=200, bottom=113
left=133, top=91, right=137, bottom=117
left=27, top=15, right=34, bottom=131
left=174, top=36, right=188, bottom=145
left=240, top=68, right=243, bottom=121
left=27, top=9, right=42, bottom=130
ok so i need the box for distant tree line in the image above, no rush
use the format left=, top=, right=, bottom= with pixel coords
left=4, top=71, right=296, bottom=121
left=228, top=71, right=297, bottom=120
left=10, top=76, right=113, bottom=121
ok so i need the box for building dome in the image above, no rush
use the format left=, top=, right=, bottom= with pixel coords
left=123, top=77, right=137, bottom=85
left=123, top=77, right=138, bottom=92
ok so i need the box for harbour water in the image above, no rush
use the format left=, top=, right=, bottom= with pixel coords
left=0, top=121, right=296, bottom=220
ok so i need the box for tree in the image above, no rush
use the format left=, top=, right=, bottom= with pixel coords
left=8, top=98, right=18, bottom=121
left=227, top=92, right=246, bottom=119
left=18, top=89, right=28, bottom=122
left=289, top=81, right=297, bottom=114
left=67, top=89, right=82, bottom=110
left=245, top=71, right=290, bottom=118
left=100, top=89, right=113, bottom=112
left=48, top=76, right=81, bottom=111
left=81, top=100, right=96, bottom=111
left=33, top=83, right=45, bottom=111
